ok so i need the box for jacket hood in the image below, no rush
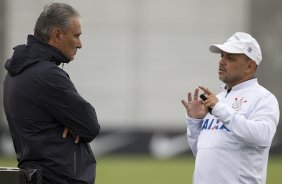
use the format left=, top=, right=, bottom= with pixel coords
left=5, top=35, right=70, bottom=76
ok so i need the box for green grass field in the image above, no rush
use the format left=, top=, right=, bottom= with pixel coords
left=0, top=154, right=282, bottom=184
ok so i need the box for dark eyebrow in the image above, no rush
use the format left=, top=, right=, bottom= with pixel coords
left=226, top=53, right=237, bottom=57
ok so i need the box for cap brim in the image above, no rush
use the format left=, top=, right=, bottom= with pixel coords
left=209, top=44, right=244, bottom=54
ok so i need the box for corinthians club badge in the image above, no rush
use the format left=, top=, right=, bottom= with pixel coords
left=232, top=97, right=247, bottom=111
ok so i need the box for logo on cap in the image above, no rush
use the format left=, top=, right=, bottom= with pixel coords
left=247, top=47, right=253, bottom=53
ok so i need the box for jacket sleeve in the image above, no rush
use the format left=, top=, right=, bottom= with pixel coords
left=185, top=115, right=203, bottom=156
left=212, top=94, right=279, bottom=148
left=37, top=66, right=100, bottom=143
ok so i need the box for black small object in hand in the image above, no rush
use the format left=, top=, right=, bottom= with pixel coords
left=199, top=94, right=207, bottom=101
left=199, top=94, right=212, bottom=114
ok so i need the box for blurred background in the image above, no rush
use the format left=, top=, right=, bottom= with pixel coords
left=0, top=0, right=282, bottom=183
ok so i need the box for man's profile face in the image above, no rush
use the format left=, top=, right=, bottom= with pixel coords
left=218, top=51, right=253, bottom=87
left=57, top=16, right=82, bottom=61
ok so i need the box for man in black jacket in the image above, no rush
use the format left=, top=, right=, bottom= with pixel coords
left=3, top=3, right=100, bottom=184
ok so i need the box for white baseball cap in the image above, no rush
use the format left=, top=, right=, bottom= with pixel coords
left=209, top=32, right=262, bottom=65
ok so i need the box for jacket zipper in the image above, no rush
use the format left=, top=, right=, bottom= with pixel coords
left=74, top=150, right=77, bottom=175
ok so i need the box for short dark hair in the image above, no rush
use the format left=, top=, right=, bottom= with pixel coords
left=34, top=3, right=80, bottom=43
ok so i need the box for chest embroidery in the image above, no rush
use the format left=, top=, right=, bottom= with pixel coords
left=232, top=97, right=247, bottom=111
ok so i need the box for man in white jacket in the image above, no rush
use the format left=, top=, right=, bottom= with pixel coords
left=181, top=32, right=280, bottom=184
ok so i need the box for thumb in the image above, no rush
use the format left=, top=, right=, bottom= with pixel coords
left=62, top=128, right=69, bottom=138
left=75, top=135, right=80, bottom=144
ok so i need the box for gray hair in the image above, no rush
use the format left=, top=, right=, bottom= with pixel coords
left=34, top=3, right=80, bottom=43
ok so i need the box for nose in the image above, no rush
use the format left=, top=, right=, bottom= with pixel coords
left=219, top=57, right=226, bottom=66
left=77, top=39, right=82, bottom=49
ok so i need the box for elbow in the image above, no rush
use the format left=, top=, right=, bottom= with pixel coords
left=256, top=134, right=273, bottom=148
left=90, top=123, right=100, bottom=140
left=248, top=121, right=277, bottom=148
left=80, top=121, right=101, bottom=143
left=252, top=130, right=274, bottom=148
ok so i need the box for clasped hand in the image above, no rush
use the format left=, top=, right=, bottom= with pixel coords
left=62, top=127, right=80, bottom=144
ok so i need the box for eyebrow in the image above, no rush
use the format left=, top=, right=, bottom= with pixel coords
left=223, top=52, right=246, bottom=59
left=226, top=53, right=242, bottom=57
left=74, top=32, right=81, bottom=36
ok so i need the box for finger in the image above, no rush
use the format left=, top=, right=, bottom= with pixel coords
left=188, top=92, right=192, bottom=102
left=181, top=100, right=192, bottom=113
left=181, top=99, right=188, bottom=108
left=204, top=101, right=213, bottom=111
left=62, top=128, right=69, bottom=138
left=75, top=135, right=80, bottom=144
left=198, top=86, right=213, bottom=95
left=194, top=88, right=199, bottom=101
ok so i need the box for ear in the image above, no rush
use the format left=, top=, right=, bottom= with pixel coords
left=246, top=61, right=257, bottom=74
left=50, top=28, right=63, bottom=43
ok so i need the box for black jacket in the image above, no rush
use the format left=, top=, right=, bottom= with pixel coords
left=3, top=35, right=100, bottom=184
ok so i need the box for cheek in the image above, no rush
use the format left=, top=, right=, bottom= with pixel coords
left=229, top=66, right=246, bottom=79
left=63, top=40, right=76, bottom=55
left=66, top=39, right=76, bottom=48
left=60, top=41, right=75, bottom=58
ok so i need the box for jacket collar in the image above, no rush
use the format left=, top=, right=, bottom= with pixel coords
left=27, top=35, right=70, bottom=65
